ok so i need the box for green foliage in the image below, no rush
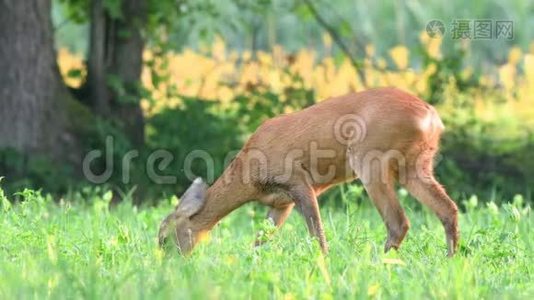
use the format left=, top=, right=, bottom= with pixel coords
left=0, top=115, right=132, bottom=197
left=106, top=74, right=145, bottom=105
left=0, top=185, right=532, bottom=298
left=57, top=0, right=122, bottom=23
left=436, top=105, right=534, bottom=201
left=438, top=133, right=534, bottom=200
left=0, top=149, right=75, bottom=196
left=54, top=0, right=534, bottom=67
left=57, top=0, right=89, bottom=24
left=103, top=0, right=123, bottom=19
left=419, top=44, right=478, bottom=105
left=232, top=90, right=315, bottom=132
left=146, top=97, right=244, bottom=191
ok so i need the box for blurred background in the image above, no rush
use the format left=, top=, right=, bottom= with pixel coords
left=1, top=0, right=533, bottom=203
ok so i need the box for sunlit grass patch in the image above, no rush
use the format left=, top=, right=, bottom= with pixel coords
left=0, top=186, right=532, bottom=299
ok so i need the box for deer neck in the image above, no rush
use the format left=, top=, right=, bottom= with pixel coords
left=190, top=175, right=253, bottom=232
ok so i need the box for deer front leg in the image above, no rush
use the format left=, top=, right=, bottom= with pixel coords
left=254, top=203, right=294, bottom=247
left=290, top=187, right=329, bottom=254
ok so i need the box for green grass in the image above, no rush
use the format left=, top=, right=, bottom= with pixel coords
left=0, top=186, right=532, bottom=299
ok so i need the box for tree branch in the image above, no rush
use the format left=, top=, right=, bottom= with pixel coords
left=302, top=0, right=367, bottom=87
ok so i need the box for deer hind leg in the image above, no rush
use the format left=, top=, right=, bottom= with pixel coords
left=403, top=151, right=459, bottom=256
left=350, top=149, right=410, bottom=252
left=362, top=168, right=410, bottom=253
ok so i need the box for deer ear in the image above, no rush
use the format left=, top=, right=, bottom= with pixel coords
left=176, top=178, right=208, bottom=217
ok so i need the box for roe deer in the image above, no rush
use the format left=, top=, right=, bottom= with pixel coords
left=158, top=87, right=459, bottom=256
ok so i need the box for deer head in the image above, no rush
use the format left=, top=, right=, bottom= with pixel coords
left=158, top=177, right=208, bottom=255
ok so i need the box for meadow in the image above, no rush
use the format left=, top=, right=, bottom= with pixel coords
left=1, top=185, right=532, bottom=299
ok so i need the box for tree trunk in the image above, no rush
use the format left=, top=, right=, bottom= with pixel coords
left=109, top=0, right=146, bottom=146
left=87, top=0, right=111, bottom=115
left=86, top=0, right=147, bottom=146
left=0, top=0, right=80, bottom=163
